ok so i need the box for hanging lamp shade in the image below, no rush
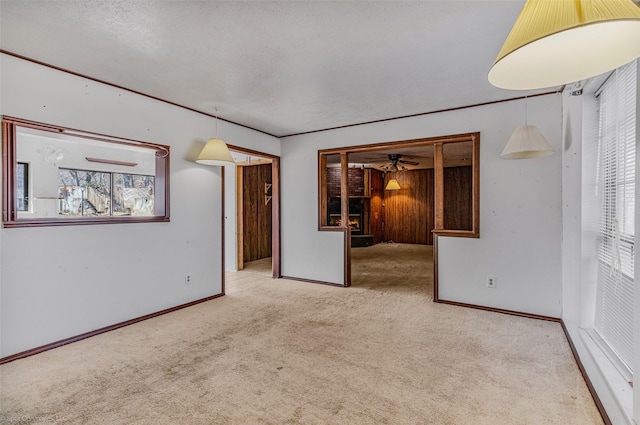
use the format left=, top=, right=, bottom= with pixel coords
left=501, top=125, right=554, bottom=159
left=488, top=0, right=640, bottom=90
left=385, top=179, right=401, bottom=190
left=196, top=138, right=235, bottom=166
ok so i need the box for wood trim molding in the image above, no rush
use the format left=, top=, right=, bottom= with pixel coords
left=283, top=91, right=559, bottom=138
left=560, top=322, right=613, bottom=425
left=340, top=153, right=349, bottom=232
left=226, top=144, right=279, bottom=159
left=338, top=153, right=351, bottom=287
left=318, top=153, right=328, bottom=229
left=318, top=133, right=476, bottom=156
left=434, top=143, right=445, bottom=230
left=433, top=235, right=439, bottom=301
left=0, top=293, right=224, bottom=365
left=2, top=121, right=15, bottom=223
left=435, top=299, right=561, bottom=322
left=344, top=227, right=352, bottom=287
left=271, top=158, right=282, bottom=278
left=221, top=166, right=226, bottom=295
left=471, top=133, right=481, bottom=235
left=280, top=276, right=345, bottom=288
left=432, top=229, right=479, bottom=238
left=236, top=165, right=244, bottom=270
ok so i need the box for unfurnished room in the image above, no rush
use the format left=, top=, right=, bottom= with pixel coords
left=1, top=1, right=639, bottom=424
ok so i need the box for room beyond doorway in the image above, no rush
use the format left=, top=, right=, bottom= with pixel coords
left=242, top=257, right=273, bottom=276
left=350, top=243, right=433, bottom=297
left=318, top=132, right=479, bottom=290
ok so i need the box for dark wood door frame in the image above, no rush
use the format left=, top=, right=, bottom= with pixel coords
left=227, top=145, right=281, bottom=278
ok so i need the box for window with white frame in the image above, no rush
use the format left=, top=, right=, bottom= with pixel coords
left=594, top=60, right=636, bottom=377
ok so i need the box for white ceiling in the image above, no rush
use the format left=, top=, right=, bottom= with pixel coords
left=0, top=0, right=553, bottom=138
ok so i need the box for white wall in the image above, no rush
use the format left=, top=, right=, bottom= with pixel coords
left=561, top=62, right=640, bottom=424
left=281, top=94, right=563, bottom=318
left=279, top=138, right=346, bottom=284
left=0, top=54, right=280, bottom=357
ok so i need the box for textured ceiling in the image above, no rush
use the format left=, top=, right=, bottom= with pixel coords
left=0, top=0, right=552, bottom=137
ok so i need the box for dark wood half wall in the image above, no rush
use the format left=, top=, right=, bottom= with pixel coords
left=242, top=163, right=272, bottom=262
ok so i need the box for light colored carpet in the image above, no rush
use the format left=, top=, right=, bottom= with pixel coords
left=241, top=256, right=272, bottom=275
left=351, top=242, right=433, bottom=297
left=0, top=243, right=603, bottom=424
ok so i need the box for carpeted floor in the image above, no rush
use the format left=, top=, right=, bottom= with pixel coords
left=351, top=242, right=433, bottom=296
left=0, top=243, right=603, bottom=424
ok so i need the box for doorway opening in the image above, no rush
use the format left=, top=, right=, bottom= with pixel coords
left=228, top=146, right=280, bottom=279
left=318, top=133, right=479, bottom=296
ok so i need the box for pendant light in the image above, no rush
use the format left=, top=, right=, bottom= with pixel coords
left=196, top=110, right=235, bottom=166
left=488, top=0, right=640, bottom=90
left=501, top=97, right=554, bottom=159
left=385, top=179, right=401, bottom=190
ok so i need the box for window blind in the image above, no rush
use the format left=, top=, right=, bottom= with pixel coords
left=594, top=60, right=637, bottom=372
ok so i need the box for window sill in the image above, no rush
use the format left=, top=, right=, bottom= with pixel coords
left=3, top=216, right=170, bottom=228
left=578, top=327, right=634, bottom=424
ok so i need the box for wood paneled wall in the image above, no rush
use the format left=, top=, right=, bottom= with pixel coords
left=379, top=166, right=471, bottom=245
left=443, top=166, right=473, bottom=231
left=369, top=169, right=385, bottom=244
left=383, top=169, right=435, bottom=245
left=323, top=166, right=471, bottom=246
left=242, top=164, right=272, bottom=262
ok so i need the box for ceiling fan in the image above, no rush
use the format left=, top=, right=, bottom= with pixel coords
left=367, top=154, right=420, bottom=172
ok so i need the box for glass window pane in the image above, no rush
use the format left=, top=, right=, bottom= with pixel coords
left=112, top=173, right=155, bottom=216
left=58, top=169, right=111, bottom=217
left=326, top=154, right=342, bottom=226
left=16, top=162, right=28, bottom=212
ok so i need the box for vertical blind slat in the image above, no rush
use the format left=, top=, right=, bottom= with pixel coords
left=594, top=60, right=636, bottom=371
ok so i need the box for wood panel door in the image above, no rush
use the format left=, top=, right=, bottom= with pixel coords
left=242, top=164, right=272, bottom=262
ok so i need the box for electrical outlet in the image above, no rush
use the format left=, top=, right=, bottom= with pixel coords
left=185, top=275, right=191, bottom=284
left=487, top=276, right=496, bottom=288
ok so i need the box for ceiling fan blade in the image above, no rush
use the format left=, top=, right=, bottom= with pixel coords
left=399, top=159, right=420, bottom=165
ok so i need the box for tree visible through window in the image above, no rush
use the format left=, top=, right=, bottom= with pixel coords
left=58, top=169, right=154, bottom=217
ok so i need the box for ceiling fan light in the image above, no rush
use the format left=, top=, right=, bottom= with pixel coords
left=501, top=125, right=554, bottom=159
left=488, top=0, right=640, bottom=90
